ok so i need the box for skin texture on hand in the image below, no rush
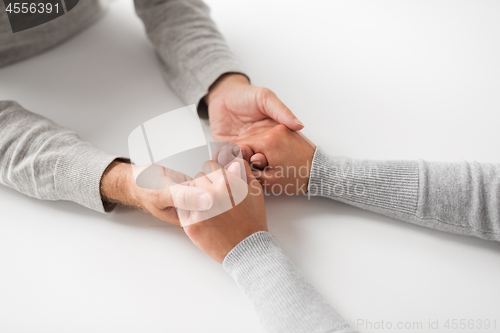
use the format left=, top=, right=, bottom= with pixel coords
left=182, top=159, right=268, bottom=263
left=100, top=161, right=213, bottom=227
left=205, top=73, right=304, bottom=143
left=234, top=120, right=316, bottom=195
left=100, top=73, right=302, bottom=229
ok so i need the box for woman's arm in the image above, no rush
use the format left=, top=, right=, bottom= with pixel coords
left=182, top=157, right=354, bottom=333
left=308, top=148, right=500, bottom=241
left=234, top=121, right=500, bottom=242
left=224, top=231, right=355, bottom=333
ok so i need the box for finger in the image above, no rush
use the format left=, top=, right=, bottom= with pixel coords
left=227, top=161, right=241, bottom=177
left=164, top=167, right=193, bottom=185
left=227, top=160, right=245, bottom=182
left=224, top=159, right=249, bottom=206
left=169, top=184, right=213, bottom=211
left=177, top=208, right=190, bottom=227
left=251, top=164, right=276, bottom=184
left=218, top=144, right=237, bottom=167
left=239, top=119, right=278, bottom=138
left=212, top=147, right=221, bottom=162
left=250, top=153, right=268, bottom=169
left=202, top=160, right=214, bottom=174
left=231, top=144, right=241, bottom=158
left=235, top=143, right=254, bottom=162
left=241, top=159, right=260, bottom=187
left=134, top=164, right=168, bottom=190
left=260, top=89, right=304, bottom=131
left=192, top=172, right=213, bottom=187
left=201, top=160, right=226, bottom=183
left=159, top=207, right=182, bottom=227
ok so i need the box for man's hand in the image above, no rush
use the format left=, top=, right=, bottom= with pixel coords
left=100, top=161, right=214, bottom=226
left=205, top=73, right=304, bottom=143
left=233, top=121, right=316, bottom=195
left=181, top=159, right=267, bottom=263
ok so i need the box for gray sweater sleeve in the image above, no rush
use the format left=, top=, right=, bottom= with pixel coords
left=222, top=150, right=499, bottom=333
left=308, top=147, right=500, bottom=241
left=223, top=231, right=357, bottom=333
left=1, top=0, right=245, bottom=103
left=0, top=0, right=246, bottom=211
left=133, top=0, right=246, bottom=105
left=0, top=101, right=119, bottom=212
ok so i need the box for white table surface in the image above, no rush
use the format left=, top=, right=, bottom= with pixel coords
left=1, top=1, right=499, bottom=332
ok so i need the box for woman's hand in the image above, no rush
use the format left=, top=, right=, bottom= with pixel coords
left=234, top=120, right=316, bottom=195
left=180, top=158, right=267, bottom=263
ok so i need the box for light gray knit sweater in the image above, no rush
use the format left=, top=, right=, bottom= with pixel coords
left=0, top=0, right=244, bottom=211
left=1, top=1, right=499, bottom=333
left=223, top=148, right=499, bottom=332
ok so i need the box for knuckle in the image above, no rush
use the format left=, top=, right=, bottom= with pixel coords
left=216, top=176, right=227, bottom=187
left=185, top=223, right=202, bottom=237
left=259, top=87, right=272, bottom=97
left=257, top=87, right=273, bottom=104
left=262, top=131, right=283, bottom=147
left=272, top=124, right=289, bottom=134
left=261, top=134, right=275, bottom=146
left=174, top=190, right=188, bottom=207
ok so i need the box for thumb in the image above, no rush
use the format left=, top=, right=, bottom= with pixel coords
left=250, top=153, right=268, bottom=169
left=241, top=159, right=260, bottom=187
left=259, top=88, right=304, bottom=131
left=227, top=161, right=242, bottom=177
left=169, top=184, right=213, bottom=211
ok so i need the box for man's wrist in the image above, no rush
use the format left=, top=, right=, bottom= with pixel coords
left=204, top=73, right=250, bottom=106
left=100, top=161, right=140, bottom=208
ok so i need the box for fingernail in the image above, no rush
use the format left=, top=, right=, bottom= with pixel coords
left=197, top=193, right=212, bottom=210
left=294, top=118, right=304, bottom=126
left=250, top=156, right=261, bottom=168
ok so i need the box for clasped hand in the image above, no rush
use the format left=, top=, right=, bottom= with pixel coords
left=179, top=120, right=316, bottom=263
left=102, top=74, right=315, bottom=263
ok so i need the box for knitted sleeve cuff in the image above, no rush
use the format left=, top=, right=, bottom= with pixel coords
left=54, top=142, right=121, bottom=213
left=223, top=231, right=281, bottom=273
left=223, top=231, right=353, bottom=333
left=187, top=55, right=248, bottom=107
left=308, top=147, right=420, bottom=215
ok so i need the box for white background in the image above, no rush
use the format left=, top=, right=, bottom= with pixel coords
left=1, top=1, right=499, bottom=332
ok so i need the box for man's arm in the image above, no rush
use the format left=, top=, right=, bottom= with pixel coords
left=133, top=0, right=244, bottom=106
left=0, top=101, right=212, bottom=225
left=133, top=0, right=304, bottom=142
left=0, top=100, right=119, bottom=212
left=0, top=0, right=102, bottom=68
